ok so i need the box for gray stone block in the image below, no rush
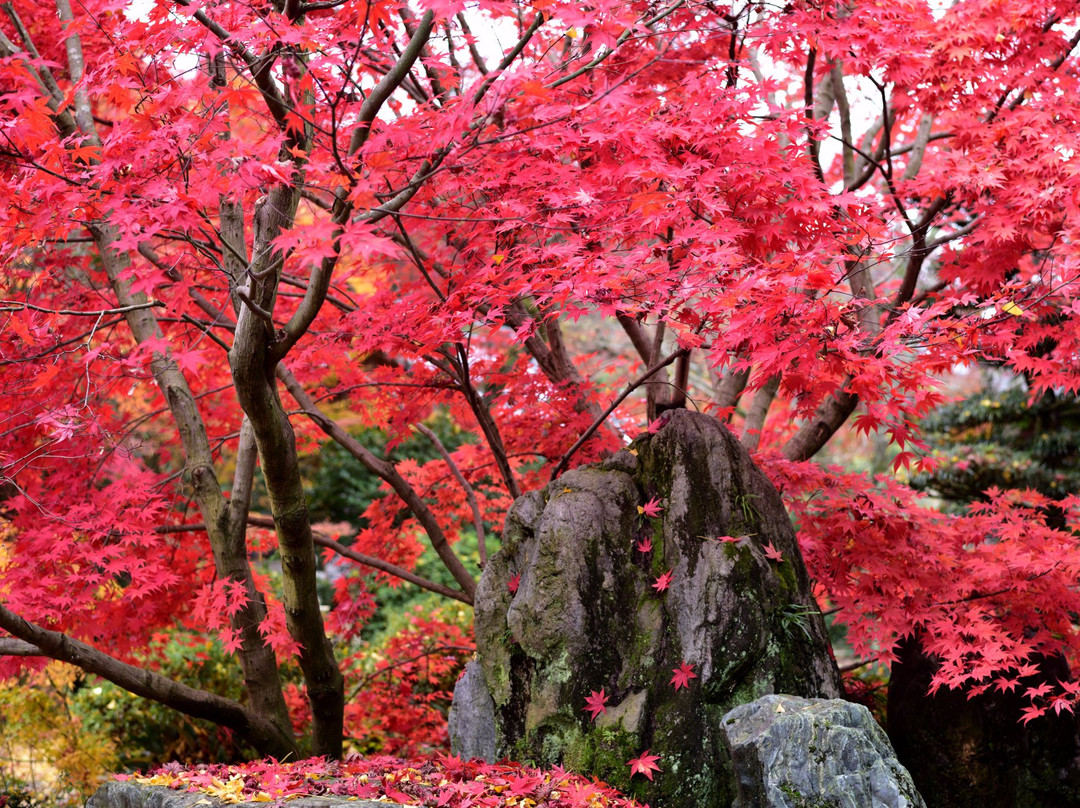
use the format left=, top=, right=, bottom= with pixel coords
left=449, top=659, right=497, bottom=761
left=721, top=695, right=927, bottom=808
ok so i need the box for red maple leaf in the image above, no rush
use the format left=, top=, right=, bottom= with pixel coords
left=652, top=570, right=673, bottom=592
left=762, top=542, right=784, bottom=563
left=583, top=688, right=608, bottom=720
left=638, top=497, right=663, bottom=517
left=670, top=661, right=697, bottom=690
left=636, top=536, right=653, bottom=553
left=627, top=750, right=662, bottom=780
left=508, top=573, right=521, bottom=594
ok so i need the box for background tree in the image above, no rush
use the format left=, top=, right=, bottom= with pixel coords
left=0, top=0, right=1079, bottom=760
left=913, top=385, right=1080, bottom=512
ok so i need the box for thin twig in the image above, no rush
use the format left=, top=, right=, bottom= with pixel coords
left=159, top=516, right=472, bottom=604
left=314, top=535, right=472, bottom=605
left=347, top=644, right=475, bottom=701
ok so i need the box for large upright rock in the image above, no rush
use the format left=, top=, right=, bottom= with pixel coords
left=452, top=411, right=841, bottom=806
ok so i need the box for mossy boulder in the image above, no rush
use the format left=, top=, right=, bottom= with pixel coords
left=450, top=411, right=841, bottom=807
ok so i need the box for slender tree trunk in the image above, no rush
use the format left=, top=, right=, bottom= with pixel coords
left=230, top=185, right=344, bottom=758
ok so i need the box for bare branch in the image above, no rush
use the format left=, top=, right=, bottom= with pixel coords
left=229, top=416, right=258, bottom=528
left=348, top=644, right=474, bottom=699
left=277, top=365, right=477, bottom=600
left=314, top=535, right=472, bottom=604
left=172, top=0, right=291, bottom=129
left=55, top=0, right=96, bottom=140
left=0, top=5, right=77, bottom=135
left=616, top=313, right=655, bottom=363
left=272, top=14, right=440, bottom=361
left=781, top=387, right=860, bottom=462
left=350, top=10, right=436, bottom=155
left=219, top=196, right=249, bottom=314
left=163, top=516, right=471, bottom=603
left=456, top=13, right=489, bottom=75
left=400, top=6, right=449, bottom=102
left=926, top=216, right=979, bottom=250
left=892, top=194, right=951, bottom=312
left=646, top=320, right=668, bottom=420
left=236, top=288, right=276, bottom=327
left=548, top=1, right=684, bottom=89
left=713, top=365, right=749, bottom=416
left=849, top=108, right=889, bottom=192
left=0, top=638, right=42, bottom=656
left=901, top=114, right=934, bottom=181
left=298, top=0, right=349, bottom=11
left=830, top=63, right=855, bottom=188
left=452, top=349, right=522, bottom=499
left=0, top=300, right=164, bottom=317
left=0, top=603, right=294, bottom=756
left=414, top=423, right=487, bottom=568
left=803, top=47, right=824, bottom=182
left=470, top=11, right=548, bottom=104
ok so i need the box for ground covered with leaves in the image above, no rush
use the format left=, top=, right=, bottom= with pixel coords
left=125, top=755, right=646, bottom=808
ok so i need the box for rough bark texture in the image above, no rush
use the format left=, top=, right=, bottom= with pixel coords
left=721, top=695, right=925, bottom=808
left=453, top=410, right=841, bottom=807
left=888, top=636, right=1080, bottom=808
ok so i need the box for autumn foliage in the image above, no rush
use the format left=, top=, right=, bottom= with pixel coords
left=0, top=0, right=1079, bottom=768
left=124, top=755, right=646, bottom=807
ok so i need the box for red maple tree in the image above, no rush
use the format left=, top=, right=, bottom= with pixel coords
left=0, top=0, right=1079, bottom=759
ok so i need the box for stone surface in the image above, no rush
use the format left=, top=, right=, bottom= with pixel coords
left=448, top=659, right=497, bottom=761
left=85, top=781, right=405, bottom=808
left=451, top=410, right=842, bottom=807
left=721, top=695, right=926, bottom=808
left=888, top=635, right=1080, bottom=808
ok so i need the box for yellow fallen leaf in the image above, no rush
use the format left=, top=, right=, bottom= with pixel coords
left=1001, top=301, right=1024, bottom=316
